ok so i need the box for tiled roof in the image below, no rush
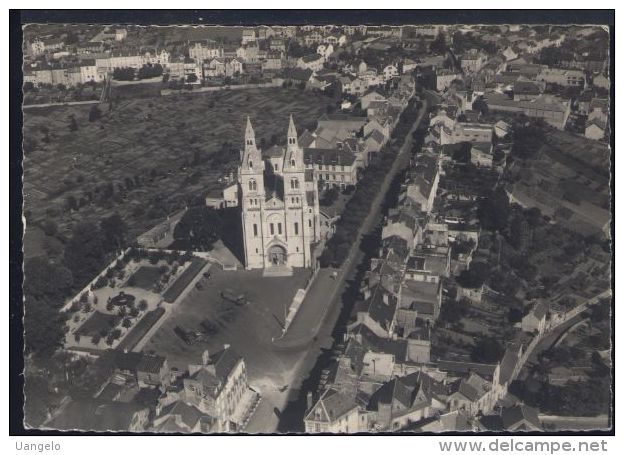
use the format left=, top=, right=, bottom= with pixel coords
left=137, top=354, right=166, bottom=374
left=502, top=404, right=542, bottom=430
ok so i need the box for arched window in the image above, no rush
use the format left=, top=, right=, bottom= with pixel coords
left=248, top=160, right=253, bottom=169
left=291, top=159, right=295, bottom=167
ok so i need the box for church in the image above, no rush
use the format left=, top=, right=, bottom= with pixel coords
left=238, top=115, right=321, bottom=274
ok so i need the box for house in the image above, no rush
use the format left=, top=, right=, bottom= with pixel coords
left=168, top=57, right=202, bottom=83
left=447, top=372, right=494, bottom=415
left=241, top=29, right=256, bottom=45
left=383, top=64, right=399, bottom=81
left=585, top=115, right=608, bottom=141
left=398, top=278, right=442, bottom=324
left=268, top=37, right=286, bottom=53
left=360, top=90, right=387, bottom=110
left=470, top=142, right=494, bottom=168
left=303, top=148, right=358, bottom=189
left=521, top=300, right=549, bottom=334
left=484, top=92, right=571, bottom=130
left=502, top=404, right=543, bottom=431
left=365, top=129, right=387, bottom=154
left=460, top=49, right=487, bottom=73
left=205, top=183, right=239, bottom=209
left=189, top=41, right=223, bottom=61
left=436, top=69, right=462, bottom=92
left=262, top=51, right=283, bottom=72
left=502, top=46, right=518, bottom=61
left=494, top=120, right=511, bottom=139
left=348, top=284, right=397, bottom=338
left=537, top=68, right=585, bottom=87
left=180, top=348, right=256, bottom=432
left=304, top=388, right=360, bottom=433
left=111, top=351, right=170, bottom=389
left=404, top=152, right=440, bottom=214
left=440, top=121, right=493, bottom=145
left=115, top=29, right=128, bottom=41
left=513, top=78, right=545, bottom=101
left=367, top=371, right=440, bottom=431
left=592, top=73, right=610, bottom=90
left=339, top=75, right=367, bottom=96
left=316, top=43, right=334, bottom=61
left=152, top=400, right=213, bottom=433
left=297, top=54, right=324, bottom=72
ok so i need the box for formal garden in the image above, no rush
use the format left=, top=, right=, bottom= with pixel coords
left=63, top=247, right=207, bottom=352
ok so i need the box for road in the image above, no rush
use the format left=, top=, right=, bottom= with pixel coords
left=273, top=98, right=428, bottom=351
left=245, top=98, right=429, bottom=432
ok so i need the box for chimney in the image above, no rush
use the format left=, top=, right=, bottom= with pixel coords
left=202, top=349, right=211, bottom=365
left=307, top=391, right=314, bottom=410
left=223, top=343, right=231, bottom=350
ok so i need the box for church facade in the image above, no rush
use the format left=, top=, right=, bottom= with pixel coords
left=238, top=115, right=321, bottom=272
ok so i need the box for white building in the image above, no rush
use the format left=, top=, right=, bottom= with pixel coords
left=238, top=116, right=321, bottom=273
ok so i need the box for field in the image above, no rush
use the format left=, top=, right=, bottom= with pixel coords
left=23, top=87, right=335, bottom=248
left=509, top=130, right=610, bottom=237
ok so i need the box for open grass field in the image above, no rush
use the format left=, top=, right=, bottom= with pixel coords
left=23, top=87, right=335, bottom=247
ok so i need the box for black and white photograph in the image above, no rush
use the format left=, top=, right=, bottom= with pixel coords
left=9, top=8, right=615, bottom=442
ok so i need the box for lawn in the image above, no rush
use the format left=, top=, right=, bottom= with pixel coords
left=129, top=266, right=162, bottom=290
left=116, top=307, right=166, bottom=352
left=23, top=87, right=336, bottom=247
left=162, top=257, right=208, bottom=302
left=75, top=311, right=120, bottom=337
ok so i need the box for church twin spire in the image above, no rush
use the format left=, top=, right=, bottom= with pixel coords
left=243, top=115, right=301, bottom=171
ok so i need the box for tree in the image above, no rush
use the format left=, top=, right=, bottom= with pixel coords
left=68, top=115, right=79, bottom=132
left=113, top=67, right=136, bottom=81
left=100, top=213, right=128, bottom=252
left=477, top=188, right=510, bottom=232
left=457, top=261, right=490, bottom=289
left=173, top=206, right=223, bottom=251
left=64, top=221, right=106, bottom=286
left=24, top=257, right=73, bottom=299
left=137, top=63, right=164, bottom=80
left=452, top=142, right=472, bottom=163
left=472, top=96, right=489, bottom=115
left=429, top=32, right=448, bottom=55
left=471, top=336, right=504, bottom=363
left=88, top=105, right=102, bottom=122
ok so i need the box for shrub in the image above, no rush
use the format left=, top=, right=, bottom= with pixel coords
left=91, top=334, right=101, bottom=345
left=122, top=318, right=132, bottom=328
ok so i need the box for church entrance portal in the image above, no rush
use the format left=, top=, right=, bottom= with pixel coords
left=268, top=245, right=287, bottom=266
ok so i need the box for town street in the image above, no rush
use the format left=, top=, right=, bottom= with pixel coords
left=245, top=97, right=429, bottom=433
